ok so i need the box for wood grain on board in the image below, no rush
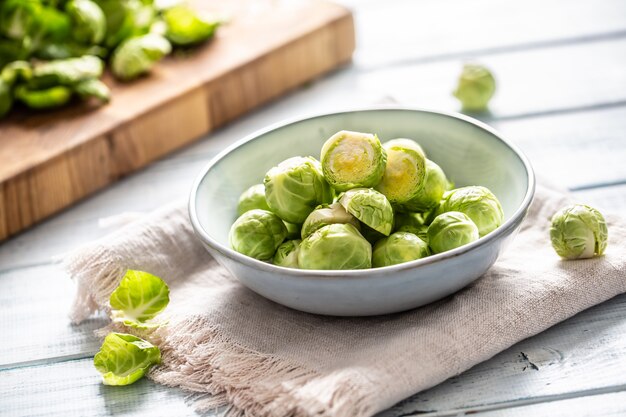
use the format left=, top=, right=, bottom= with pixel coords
left=0, top=0, right=355, bottom=241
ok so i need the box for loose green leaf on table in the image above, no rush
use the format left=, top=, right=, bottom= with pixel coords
left=29, top=55, right=103, bottom=89
left=164, top=5, right=220, bottom=46
left=65, top=0, right=106, bottom=45
left=15, top=84, right=72, bottom=109
left=74, top=78, right=110, bottom=102
left=93, top=333, right=161, bottom=386
left=111, top=33, right=171, bottom=81
left=109, top=269, right=170, bottom=329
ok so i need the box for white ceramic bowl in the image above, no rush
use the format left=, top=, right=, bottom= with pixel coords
left=189, top=108, right=535, bottom=316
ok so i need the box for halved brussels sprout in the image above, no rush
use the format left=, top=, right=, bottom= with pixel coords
left=428, top=211, right=479, bottom=254
left=372, top=232, right=429, bottom=267
left=383, top=138, right=425, bottom=157
left=395, top=160, right=447, bottom=212
left=375, top=139, right=426, bottom=204
left=229, top=209, right=287, bottom=260
left=550, top=204, right=608, bottom=259
left=264, top=156, right=333, bottom=224
left=66, top=0, right=106, bottom=45
left=439, top=186, right=503, bottom=236
left=237, top=184, right=270, bottom=216
left=320, top=130, right=386, bottom=192
left=339, top=188, right=394, bottom=236
left=298, top=223, right=371, bottom=270
left=111, top=33, right=172, bottom=81
left=301, top=202, right=360, bottom=239
left=453, top=63, right=496, bottom=112
left=273, top=239, right=301, bottom=268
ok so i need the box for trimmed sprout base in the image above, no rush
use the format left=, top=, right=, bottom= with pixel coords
left=228, top=129, right=511, bottom=270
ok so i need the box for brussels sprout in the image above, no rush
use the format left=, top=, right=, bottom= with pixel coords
left=0, top=0, right=39, bottom=40
left=29, top=55, right=104, bottom=89
left=550, top=204, right=608, bottom=259
left=301, top=202, right=360, bottom=239
left=397, top=224, right=429, bottom=243
left=264, top=156, right=333, bottom=224
left=229, top=209, right=287, bottom=260
left=383, top=138, right=425, bottom=157
left=1, top=60, right=31, bottom=85
left=74, top=78, right=110, bottom=102
left=0, top=80, right=12, bottom=117
left=438, top=186, right=503, bottom=236
left=273, top=239, right=301, bottom=268
left=372, top=232, right=430, bottom=267
left=110, top=270, right=170, bottom=329
left=320, top=130, right=386, bottom=192
left=375, top=139, right=426, bottom=204
left=96, top=0, right=146, bottom=48
left=298, top=223, right=371, bottom=270
left=339, top=188, right=394, bottom=236
left=164, top=5, right=220, bottom=46
left=111, top=33, right=171, bottom=81
left=395, top=160, right=448, bottom=212
left=15, top=84, right=72, bottom=109
left=428, top=211, right=479, bottom=254
left=453, top=63, right=496, bottom=112
left=237, top=184, right=270, bottom=216
left=65, top=0, right=106, bottom=45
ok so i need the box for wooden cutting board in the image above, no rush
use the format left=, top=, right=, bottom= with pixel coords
left=0, top=0, right=355, bottom=241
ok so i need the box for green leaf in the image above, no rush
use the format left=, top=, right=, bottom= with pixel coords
left=164, top=5, right=220, bottom=46
left=74, top=78, right=110, bottom=103
left=93, top=333, right=161, bottom=386
left=110, top=270, right=170, bottom=329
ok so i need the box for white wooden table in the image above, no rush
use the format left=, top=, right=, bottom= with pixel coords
left=2, top=0, right=626, bottom=415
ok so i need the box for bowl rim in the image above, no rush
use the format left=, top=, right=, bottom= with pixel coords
left=189, top=106, right=536, bottom=278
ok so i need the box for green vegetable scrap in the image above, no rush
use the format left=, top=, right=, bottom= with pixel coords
left=229, top=130, right=506, bottom=270
left=453, top=63, right=496, bottom=112
left=111, top=33, right=171, bottom=81
left=550, top=204, right=608, bottom=259
left=94, top=333, right=161, bottom=386
left=109, top=269, right=170, bottom=329
left=164, top=5, right=220, bottom=46
left=0, top=0, right=221, bottom=118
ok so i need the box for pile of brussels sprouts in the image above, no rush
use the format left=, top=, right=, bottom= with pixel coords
left=0, top=0, right=221, bottom=118
left=229, top=130, right=507, bottom=270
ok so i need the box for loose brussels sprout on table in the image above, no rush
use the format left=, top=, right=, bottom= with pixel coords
left=0, top=0, right=221, bottom=118
left=228, top=129, right=507, bottom=270
left=550, top=204, right=608, bottom=259
left=453, top=63, right=496, bottom=113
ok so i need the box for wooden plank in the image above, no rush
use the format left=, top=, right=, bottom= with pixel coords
left=354, top=38, right=626, bottom=119
left=382, top=293, right=626, bottom=416
left=348, top=0, right=626, bottom=68
left=493, top=106, right=626, bottom=190
left=0, top=358, right=205, bottom=417
left=469, top=390, right=626, bottom=417
left=573, top=184, right=626, bottom=211
left=0, top=0, right=355, bottom=241
left=0, top=264, right=106, bottom=368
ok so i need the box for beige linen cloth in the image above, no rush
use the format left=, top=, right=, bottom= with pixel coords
left=65, top=184, right=626, bottom=417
